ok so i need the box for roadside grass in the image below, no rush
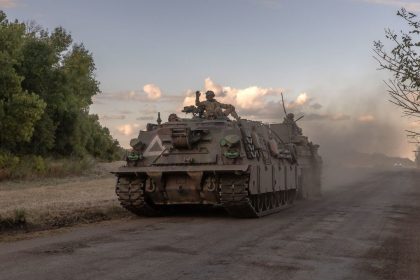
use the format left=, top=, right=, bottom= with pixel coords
left=0, top=209, right=27, bottom=231
left=0, top=203, right=129, bottom=234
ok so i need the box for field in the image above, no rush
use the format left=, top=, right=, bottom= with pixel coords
left=0, top=162, right=129, bottom=235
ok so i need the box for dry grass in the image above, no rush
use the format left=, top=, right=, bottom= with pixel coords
left=0, top=162, right=131, bottom=234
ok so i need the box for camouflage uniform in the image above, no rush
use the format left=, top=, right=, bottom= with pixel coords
left=195, top=91, right=240, bottom=120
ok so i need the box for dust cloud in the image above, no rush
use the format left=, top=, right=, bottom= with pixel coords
left=293, top=87, right=417, bottom=190
left=296, top=86, right=415, bottom=162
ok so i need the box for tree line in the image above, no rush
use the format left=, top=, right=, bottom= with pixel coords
left=0, top=10, right=122, bottom=163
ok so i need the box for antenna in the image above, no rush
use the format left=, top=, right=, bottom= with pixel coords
left=281, top=92, right=287, bottom=116
left=295, top=115, right=304, bottom=122
left=157, top=112, right=162, bottom=125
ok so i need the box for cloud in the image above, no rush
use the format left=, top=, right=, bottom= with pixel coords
left=305, top=113, right=351, bottom=121
left=119, top=110, right=133, bottom=114
left=287, top=92, right=311, bottom=109
left=296, top=92, right=308, bottom=105
left=359, top=0, right=420, bottom=12
left=99, top=114, right=126, bottom=120
left=310, top=103, right=323, bottom=110
left=206, top=78, right=285, bottom=110
left=331, top=113, right=352, bottom=121
left=136, top=116, right=154, bottom=121
left=0, top=0, right=19, bottom=8
left=143, top=84, right=162, bottom=100
left=96, top=90, right=181, bottom=103
left=358, top=114, right=376, bottom=123
left=408, top=120, right=420, bottom=128
left=116, top=124, right=140, bottom=136
left=204, top=78, right=224, bottom=97
left=137, top=107, right=157, bottom=118
left=96, top=90, right=146, bottom=101
left=183, top=78, right=284, bottom=112
left=235, top=86, right=282, bottom=109
left=182, top=78, right=333, bottom=123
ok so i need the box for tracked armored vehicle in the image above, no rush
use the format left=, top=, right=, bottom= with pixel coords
left=271, top=113, right=322, bottom=199
left=113, top=91, right=321, bottom=218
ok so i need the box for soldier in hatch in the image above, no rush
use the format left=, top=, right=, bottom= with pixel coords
left=283, top=113, right=303, bottom=135
left=168, top=113, right=180, bottom=122
left=195, top=90, right=240, bottom=120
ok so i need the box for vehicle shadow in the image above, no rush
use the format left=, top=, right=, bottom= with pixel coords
left=156, top=205, right=231, bottom=218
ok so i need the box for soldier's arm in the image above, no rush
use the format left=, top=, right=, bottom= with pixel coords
left=219, top=102, right=240, bottom=120
left=195, top=91, right=204, bottom=107
left=196, top=101, right=206, bottom=107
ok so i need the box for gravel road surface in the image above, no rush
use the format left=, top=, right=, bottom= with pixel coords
left=1, top=169, right=419, bottom=280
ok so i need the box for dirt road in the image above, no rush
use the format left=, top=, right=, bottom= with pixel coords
left=0, top=169, right=419, bottom=280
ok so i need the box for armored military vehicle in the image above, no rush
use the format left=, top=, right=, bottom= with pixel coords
left=113, top=91, right=321, bottom=218
left=271, top=113, right=322, bottom=199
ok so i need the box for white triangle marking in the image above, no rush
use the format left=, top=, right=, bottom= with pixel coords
left=143, top=135, right=164, bottom=156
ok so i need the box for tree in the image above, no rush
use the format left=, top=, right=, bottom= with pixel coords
left=374, top=8, right=420, bottom=143
left=0, top=11, right=46, bottom=151
left=0, top=10, right=123, bottom=160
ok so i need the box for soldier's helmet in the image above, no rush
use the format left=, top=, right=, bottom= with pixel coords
left=205, top=90, right=215, bottom=99
left=287, top=113, right=295, bottom=119
left=168, top=113, right=179, bottom=122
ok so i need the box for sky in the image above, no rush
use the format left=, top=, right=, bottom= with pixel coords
left=2, top=0, right=420, bottom=160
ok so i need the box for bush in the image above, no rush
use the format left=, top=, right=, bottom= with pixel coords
left=45, top=157, right=95, bottom=177
left=0, top=152, right=19, bottom=180
left=0, top=155, right=96, bottom=181
left=8, top=155, right=46, bottom=178
left=0, top=152, right=20, bottom=169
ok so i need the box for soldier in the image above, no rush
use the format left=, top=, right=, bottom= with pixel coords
left=283, top=113, right=302, bottom=135
left=168, top=113, right=180, bottom=122
left=195, top=90, right=240, bottom=120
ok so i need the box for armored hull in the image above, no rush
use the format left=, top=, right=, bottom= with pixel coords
left=114, top=118, right=301, bottom=218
